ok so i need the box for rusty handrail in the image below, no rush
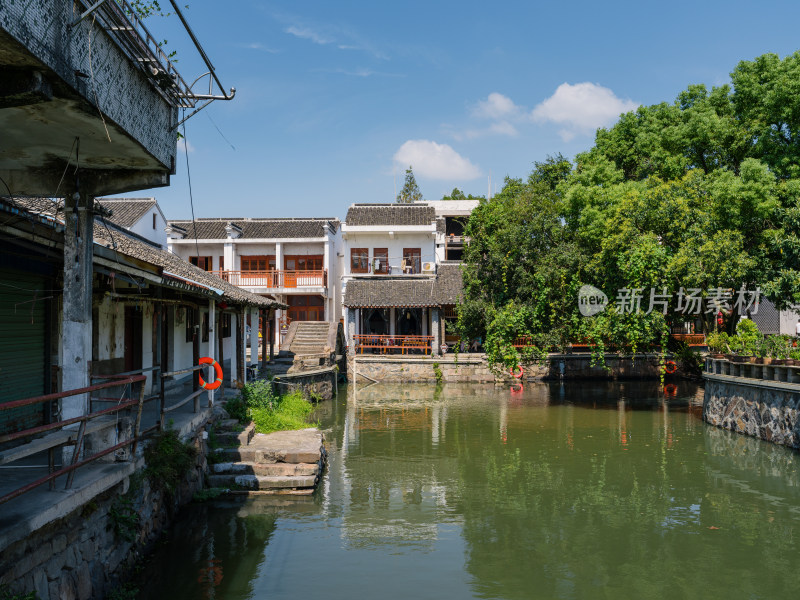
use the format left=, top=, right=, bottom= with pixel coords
left=0, top=374, right=147, bottom=505
left=160, top=364, right=212, bottom=428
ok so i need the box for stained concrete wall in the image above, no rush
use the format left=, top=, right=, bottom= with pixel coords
left=0, top=415, right=214, bottom=600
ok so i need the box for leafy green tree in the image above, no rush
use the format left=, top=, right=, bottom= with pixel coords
left=397, top=166, right=422, bottom=203
left=442, top=188, right=485, bottom=200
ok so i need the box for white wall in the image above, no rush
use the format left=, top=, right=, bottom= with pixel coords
left=342, top=233, right=436, bottom=275
left=129, top=210, right=168, bottom=248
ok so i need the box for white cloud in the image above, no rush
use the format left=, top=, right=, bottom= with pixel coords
left=242, top=42, right=280, bottom=54
left=285, top=25, right=332, bottom=45
left=393, top=140, right=481, bottom=180
left=177, top=139, right=195, bottom=154
left=472, top=92, right=521, bottom=120
left=531, top=82, right=638, bottom=141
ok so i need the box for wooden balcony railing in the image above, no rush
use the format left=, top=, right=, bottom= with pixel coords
left=354, top=334, right=434, bottom=355
left=213, top=270, right=327, bottom=288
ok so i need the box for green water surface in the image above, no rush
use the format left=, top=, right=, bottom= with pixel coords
left=137, top=381, right=800, bottom=600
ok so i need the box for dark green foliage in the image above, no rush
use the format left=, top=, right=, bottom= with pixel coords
left=143, top=428, right=197, bottom=497
left=108, top=498, right=140, bottom=542
left=192, top=487, right=226, bottom=502
left=241, top=379, right=277, bottom=410
left=107, top=583, right=139, bottom=600
left=0, top=585, right=37, bottom=600
left=223, top=395, right=248, bottom=423
left=459, top=52, right=800, bottom=367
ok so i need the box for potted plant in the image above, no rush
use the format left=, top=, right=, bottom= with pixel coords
left=706, top=332, right=728, bottom=359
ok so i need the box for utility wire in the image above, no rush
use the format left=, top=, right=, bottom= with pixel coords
left=181, top=112, right=201, bottom=262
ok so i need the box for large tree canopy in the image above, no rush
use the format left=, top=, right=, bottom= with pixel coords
left=459, top=52, right=800, bottom=368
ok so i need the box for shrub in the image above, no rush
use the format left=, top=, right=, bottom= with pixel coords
left=143, top=428, right=197, bottom=497
left=241, top=379, right=277, bottom=410
left=249, top=391, right=315, bottom=434
left=224, top=395, right=248, bottom=423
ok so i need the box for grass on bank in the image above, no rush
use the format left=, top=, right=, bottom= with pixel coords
left=225, top=380, right=316, bottom=434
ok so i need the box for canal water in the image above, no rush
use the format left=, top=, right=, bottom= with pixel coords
left=137, top=381, right=800, bottom=599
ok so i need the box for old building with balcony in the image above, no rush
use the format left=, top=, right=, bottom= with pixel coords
left=166, top=217, right=342, bottom=350
left=341, top=203, right=470, bottom=355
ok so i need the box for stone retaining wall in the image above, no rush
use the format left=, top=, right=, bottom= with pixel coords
left=0, top=428, right=210, bottom=599
left=348, top=353, right=663, bottom=384
left=703, top=375, right=800, bottom=450
left=272, top=367, right=338, bottom=401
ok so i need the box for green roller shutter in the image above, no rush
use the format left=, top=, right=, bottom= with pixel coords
left=0, top=268, right=47, bottom=436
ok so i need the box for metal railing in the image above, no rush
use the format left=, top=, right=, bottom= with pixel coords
left=213, top=269, right=327, bottom=288
left=159, top=364, right=213, bottom=428
left=72, top=0, right=235, bottom=125
left=354, top=334, right=434, bottom=355
left=0, top=374, right=147, bottom=506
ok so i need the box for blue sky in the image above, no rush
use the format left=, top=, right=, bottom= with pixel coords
left=138, top=0, right=800, bottom=220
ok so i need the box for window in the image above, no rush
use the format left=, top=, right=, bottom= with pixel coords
left=284, top=255, right=323, bottom=271
left=351, top=248, right=369, bottom=273
left=373, top=248, right=388, bottom=274
left=221, top=313, right=232, bottom=338
left=189, top=256, right=212, bottom=271
left=201, top=312, right=209, bottom=342
left=402, top=248, right=421, bottom=274
left=241, top=255, right=275, bottom=271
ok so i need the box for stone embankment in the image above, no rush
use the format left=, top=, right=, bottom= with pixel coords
left=208, top=420, right=326, bottom=494
left=704, top=358, right=800, bottom=449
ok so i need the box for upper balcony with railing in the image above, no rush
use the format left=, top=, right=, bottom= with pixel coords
left=213, top=269, right=328, bottom=290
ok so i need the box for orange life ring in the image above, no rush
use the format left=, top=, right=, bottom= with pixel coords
left=510, top=365, right=524, bottom=379
left=664, top=360, right=678, bottom=375
left=199, top=356, right=223, bottom=390
left=663, top=383, right=677, bottom=396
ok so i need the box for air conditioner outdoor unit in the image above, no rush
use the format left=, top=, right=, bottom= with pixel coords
left=422, top=262, right=435, bottom=273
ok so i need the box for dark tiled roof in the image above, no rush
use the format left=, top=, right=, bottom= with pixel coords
left=93, top=221, right=282, bottom=307
left=345, top=204, right=435, bottom=226
left=167, top=218, right=339, bottom=239
left=344, top=265, right=463, bottom=308
left=96, top=198, right=156, bottom=228
left=435, top=263, right=464, bottom=305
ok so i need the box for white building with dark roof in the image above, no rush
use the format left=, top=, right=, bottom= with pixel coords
left=341, top=203, right=471, bottom=355
left=96, top=197, right=169, bottom=247
left=166, top=217, right=342, bottom=351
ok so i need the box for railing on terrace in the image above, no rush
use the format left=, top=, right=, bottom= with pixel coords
left=213, top=270, right=327, bottom=288
left=0, top=374, right=147, bottom=506
left=354, top=334, right=433, bottom=355
left=73, top=0, right=235, bottom=126
left=705, top=357, right=800, bottom=385
left=512, top=333, right=707, bottom=350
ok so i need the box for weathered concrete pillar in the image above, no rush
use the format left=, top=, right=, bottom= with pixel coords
left=236, top=308, right=245, bottom=386
left=389, top=307, right=396, bottom=336
left=422, top=308, right=428, bottom=336
left=223, top=241, right=235, bottom=274
left=208, top=300, right=215, bottom=405
left=249, top=307, right=259, bottom=374
left=346, top=307, right=355, bottom=349
left=61, top=191, right=93, bottom=459
left=432, top=308, right=441, bottom=356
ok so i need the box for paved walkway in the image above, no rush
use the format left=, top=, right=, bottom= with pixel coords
left=0, top=381, right=239, bottom=551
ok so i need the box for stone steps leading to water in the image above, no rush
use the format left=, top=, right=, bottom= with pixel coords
left=210, top=417, right=326, bottom=494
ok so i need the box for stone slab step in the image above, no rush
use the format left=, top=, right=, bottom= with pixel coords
left=214, top=422, right=255, bottom=446
left=208, top=473, right=318, bottom=490
left=213, top=446, right=322, bottom=464
left=212, top=461, right=319, bottom=477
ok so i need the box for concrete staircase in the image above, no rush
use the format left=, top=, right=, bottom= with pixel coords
left=282, top=321, right=337, bottom=372
left=208, top=420, right=326, bottom=495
